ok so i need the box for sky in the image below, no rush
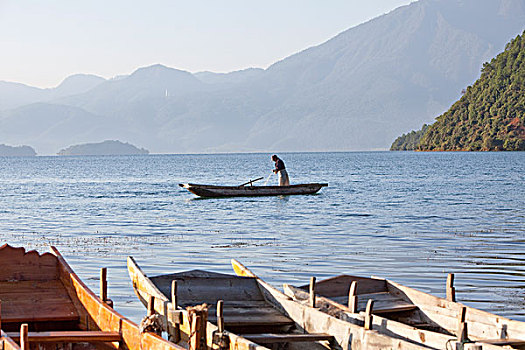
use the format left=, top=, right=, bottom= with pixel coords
left=0, top=0, right=415, bottom=88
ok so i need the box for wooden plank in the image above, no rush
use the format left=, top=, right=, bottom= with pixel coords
left=0, top=245, right=58, bottom=281
left=0, top=280, right=79, bottom=323
left=300, top=274, right=387, bottom=297
left=179, top=300, right=269, bottom=308
left=209, top=314, right=295, bottom=327
left=332, top=292, right=417, bottom=314
left=241, top=333, right=334, bottom=343
left=6, top=331, right=121, bottom=342
left=151, top=275, right=264, bottom=303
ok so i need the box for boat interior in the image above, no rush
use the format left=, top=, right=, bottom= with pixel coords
left=0, top=245, right=121, bottom=350
left=150, top=269, right=335, bottom=348
left=297, top=274, right=525, bottom=349
left=300, top=274, right=452, bottom=334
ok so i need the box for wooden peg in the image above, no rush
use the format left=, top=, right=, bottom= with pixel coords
left=364, top=299, right=374, bottom=330
left=148, top=295, right=155, bottom=316
left=168, top=280, right=181, bottom=343
left=447, top=273, right=456, bottom=302
left=217, top=300, right=224, bottom=333
left=187, top=304, right=208, bottom=350
left=1, top=300, right=2, bottom=331
left=348, top=281, right=358, bottom=313
left=20, top=324, right=28, bottom=350
left=309, top=277, right=316, bottom=308
left=457, top=306, right=468, bottom=342
left=190, top=313, right=202, bottom=350
left=100, top=268, right=107, bottom=303
left=171, top=280, right=178, bottom=308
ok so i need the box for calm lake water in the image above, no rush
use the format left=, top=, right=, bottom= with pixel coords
left=0, top=152, right=524, bottom=322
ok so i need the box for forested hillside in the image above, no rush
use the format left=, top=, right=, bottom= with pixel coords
left=391, top=124, right=430, bottom=150
left=418, top=30, right=525, bottom=151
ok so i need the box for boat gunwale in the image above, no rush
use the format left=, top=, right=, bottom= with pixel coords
left=181, top=183, right=328, bottom=190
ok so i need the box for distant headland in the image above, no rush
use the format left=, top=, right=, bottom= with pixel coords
left=57, top=140, right=149, bottom=156
left=392, top=30, right=525, bottom=152
left=0, top=144, right=37, bottom=156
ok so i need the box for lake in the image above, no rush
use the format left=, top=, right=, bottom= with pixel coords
left=0, top=152, right=524, bottom=322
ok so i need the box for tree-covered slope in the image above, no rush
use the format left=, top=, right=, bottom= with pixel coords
left=390, top=124, right=430, bottom=150
left=419, top=30, right=525, bottom=151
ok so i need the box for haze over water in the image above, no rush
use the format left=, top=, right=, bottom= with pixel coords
left=1, top=152, right=524, bottom=322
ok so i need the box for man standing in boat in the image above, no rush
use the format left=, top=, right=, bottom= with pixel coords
left=272, top=154, right=290, bottom=186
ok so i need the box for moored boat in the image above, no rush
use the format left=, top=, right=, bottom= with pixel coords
left=0, top=244, right=185, bottom=350
left=283, top=273, right=525, bottom=350
left=128, top=257, right=434, bottom=349
left=179, top=183, right=328, bottom=198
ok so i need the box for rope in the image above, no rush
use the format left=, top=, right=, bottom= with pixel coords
left=263, top=173, right=274, bottom=185
left=139, top=314, right=163, bottom=335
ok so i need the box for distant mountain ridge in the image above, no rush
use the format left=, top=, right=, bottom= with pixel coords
left=0, top=74, right=105, bottom=110
left=1, top=0, right=524, bottom=154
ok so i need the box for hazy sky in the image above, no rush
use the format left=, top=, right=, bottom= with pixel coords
left=0, top=0, right=414, bottom=88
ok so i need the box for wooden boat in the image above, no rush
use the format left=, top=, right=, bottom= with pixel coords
left=128, top=255, right=450, bottom=349
left=283, top=273, right=525, bottom=350
left=0, top=244, right=185, bottom=350
left=178, top=183, right=328, bottom=198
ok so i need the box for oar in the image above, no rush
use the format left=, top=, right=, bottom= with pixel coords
left=239, top=177, right=264, bottom=187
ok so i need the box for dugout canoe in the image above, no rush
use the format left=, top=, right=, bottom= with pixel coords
left=283, top=273, right=525, bottom=350
left=128, top=257, right=433, bottom=350
left=0, top=244, right=185, bottom=350
left=178, top=183, right=328, bottom=198
left=229, top=259, right=441, bottom=349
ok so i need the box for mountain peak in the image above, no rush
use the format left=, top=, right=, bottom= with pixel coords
left=131, top=64, right=190, bottom=77
left=54, top=74, right=105, bottom=95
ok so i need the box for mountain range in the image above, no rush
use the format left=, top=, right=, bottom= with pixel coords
left=1, top=0, right=524, bottom=155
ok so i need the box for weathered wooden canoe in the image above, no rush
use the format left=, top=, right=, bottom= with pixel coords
left=230, top=259, right=445, bottom=349
left=128, top=257, right=434, bottom=350
left=0, top=244, right=185, bottom=350
left=283, top=273, right=525, bottom=350
left=128, top=256, right=270, bottom=350
left=179, top=183, right=328, bottom=198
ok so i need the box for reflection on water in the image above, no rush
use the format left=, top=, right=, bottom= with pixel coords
left=0, top=152, right=524, bottom=323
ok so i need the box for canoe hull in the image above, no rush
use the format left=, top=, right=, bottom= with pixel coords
left=230, top=259, right=433, bottom=350
left=0, top=244, right=184, bottom=350
left=179, top=183, right=327, bottom=198
left=127, top=257, right=269, bottom=350
left=284, top=273, right=525, bottom=350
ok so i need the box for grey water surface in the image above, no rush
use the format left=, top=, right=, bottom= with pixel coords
left=0, top=152, right=524, bottom=322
